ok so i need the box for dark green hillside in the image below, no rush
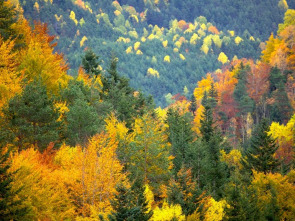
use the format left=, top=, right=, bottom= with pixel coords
left=19, top=0, right=292, bottom=105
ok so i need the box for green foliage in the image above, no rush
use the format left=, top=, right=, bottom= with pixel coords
left=0, top=148, right=29, bottom=220
left=242, top=119, right=280, bottom=174
left=1, top=79, right=61, bottom=151
left=166, top=109, right=194, bottom=174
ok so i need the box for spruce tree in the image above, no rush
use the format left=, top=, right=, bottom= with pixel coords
left=241, top=119, right=280, bottom=174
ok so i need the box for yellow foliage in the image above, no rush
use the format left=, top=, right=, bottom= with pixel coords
left=175, top=40, right=182, bottom=48
left=190, top=33, right=199, bottom=45
left=0, top=38, right=23, bottom=112
left=34, top=1, right=39, bottom=12
left=201, top=44, right=209, bottom=54
left=126, top=46, right=133, bottom=54
left=112, top=1, right=122, bottom=11
left=136, top=50, right=143, bottom=55
left=54, top=101, right=69, bottom=122
left=69, top=11, right=78, bottom=25
left=173, top=48, right=179, bottom=53
left=164, top=55, right=170, bottom=63
left=80, top=36, right=88, bottom=47
left=220, top=149, right=242, bottom=169
left=193, top=104, right=205, bottom=134
left=228, top=30, right=235, bottom=37
left=172, top=34, right=179, bottom=42
left=114, top=10, right=121, bottom=16
left=148, top=33, right=156, bottom=40
left=218, top=52, right=229, bottom=64
left=193, top=74, right=214, bottom=102
left=179, top=53, right=186, bottom=60
left=152, top=201, right=185, bottom=221
left=249, top=36, right=255, bottom=41
left=130, top=14, right=139, bottom=23
left=128, top=30, right=138, bottom=39
left=155, top=107, right=167, bottom=123
left=162, top=40, right=168, bottom=47
left=251, top=170, right=295, bottom=220
left=204, top=198, right=229, bottom=221
left=141, top=36, right=146, bottom=42
left=147, top=68, right=160, bottom=78
left=19, top=29, right=70, bottom=95
left=134, top=41, right=141, bottom=50
left=200, top=23, right=207, bottom=30
left=10, top=148, right=76, bottom=220
left=234, top=36, right=243, bottom=45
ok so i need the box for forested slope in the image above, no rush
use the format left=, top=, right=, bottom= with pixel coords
left=0, top=1, right=295, bottom=220
left=18, top=0, right=294, bottom=105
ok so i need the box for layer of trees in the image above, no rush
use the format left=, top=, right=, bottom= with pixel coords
left=0, top=1, right=295, bottom=220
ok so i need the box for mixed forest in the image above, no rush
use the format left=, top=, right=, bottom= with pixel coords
left=0, top=0, right=295, bottom=220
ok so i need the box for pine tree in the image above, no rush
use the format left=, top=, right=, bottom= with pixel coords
left=1, top=79, right=61, bottom=151
left=241, top=119, right=280, bottom=174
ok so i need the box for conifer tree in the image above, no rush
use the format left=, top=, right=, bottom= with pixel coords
left=0, top=0, right=16, bottom=40
left=166, top=108, right=194, bottom=174
left=0, top=148, right=28, bottom=220
left=82, top=48, right=101, bottom=77
left=242, top=119, right=280, bottom=174
left=1, top=79, right=60, bottom=151
left=199, top=102, right=228, bottom=199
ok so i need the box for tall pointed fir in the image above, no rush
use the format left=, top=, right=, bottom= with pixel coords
left=241, top=118, right=280, bottom=174
left=199, top=100, right=228, bottom=199
left=82, top=48, right=101, bottom=77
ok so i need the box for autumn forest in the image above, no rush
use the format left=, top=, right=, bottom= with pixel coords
left=0, top=0, right=295, bottom=220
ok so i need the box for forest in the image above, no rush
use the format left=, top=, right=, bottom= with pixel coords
left=0, top=0, right=295, bottom=220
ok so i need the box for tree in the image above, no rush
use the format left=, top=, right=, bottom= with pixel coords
left=108, top=183, right=139, bottom=221
left=1, top=79, right=61, bottom=151
left=82, top=48, right=101, bottom=77
left=0, top=148, right=28, bottom=220
left=166, top=108, right=194, bottom=174
left=0, top=0, right=16, bottom=40
left=242, top=119, right=280, bottom=174
left=199, top=104, right=228, bottom=199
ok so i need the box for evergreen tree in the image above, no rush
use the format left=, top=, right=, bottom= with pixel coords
left=1, top=79, right=60, bottom=151
left=0, top=148, right=29, bottom=220
left=189, top=94, right=197, bottom=114
left=0, top=0, right=16, bottom=40
left=233, top=63, right=254, bottom=116
left=199, top=104, right=228, bottom=199
left=66, top=97, right=100, bottom=146
left=108, top=183, right=139, bottom=221
left=130, top=178, right=153, bottom=221
left=82, top=48, right=101, bottom=77
left=166, top=108, right=194, bottom=174
left=241, top=119, right=280, bottom=174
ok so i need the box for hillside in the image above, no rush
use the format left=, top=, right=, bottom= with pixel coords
left=18, top=0, right=294, bottom=105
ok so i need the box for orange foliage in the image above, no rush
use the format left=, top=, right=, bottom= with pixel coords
left=208, top=26, right=220, bottom=35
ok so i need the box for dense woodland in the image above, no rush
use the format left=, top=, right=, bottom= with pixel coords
left=18, top=0, right=295, bottom=106
left=0, top=0, right=295, bottom=220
